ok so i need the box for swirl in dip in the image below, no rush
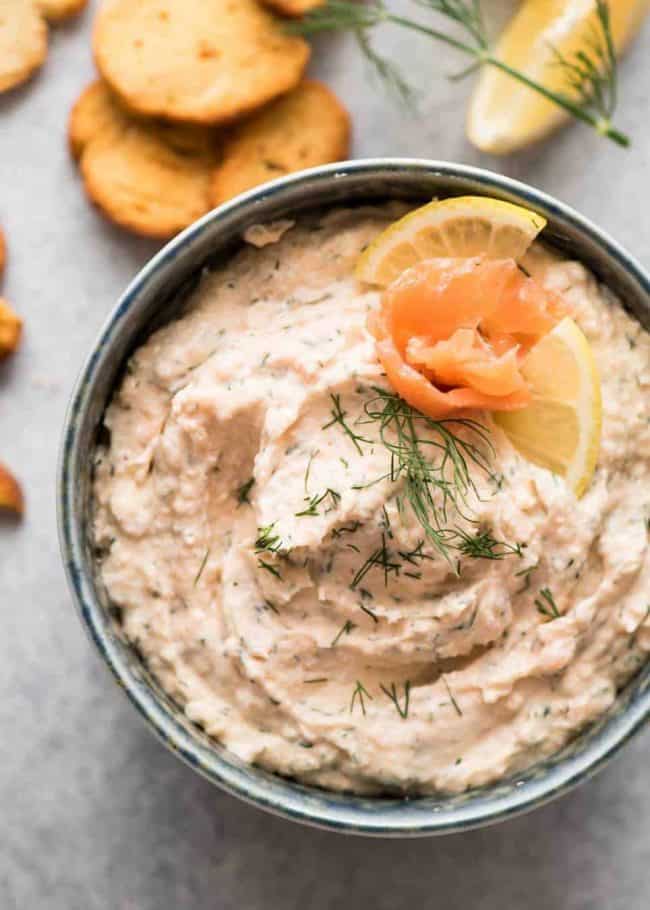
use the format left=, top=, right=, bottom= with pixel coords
left=93, top=206, right=650, bottom=794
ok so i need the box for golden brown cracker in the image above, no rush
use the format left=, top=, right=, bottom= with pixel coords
left=68, top=80, right=126, bottom=160
left=0, top=298, right=22, bottom=357
left=0, top=462, right=24, bottom=515
left=93, top=0, right=310, bottom=125
left=0, top=0, right=48, bottom=94
left=69, top=81, right=221, bottom=239
left=261, top=0, right=324, bottom=17
left=210, top=80, right=351, bottom=206
left=36, top=0, right=87, bottom=23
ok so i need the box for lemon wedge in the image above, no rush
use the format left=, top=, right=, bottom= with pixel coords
left=467, top=0, right=648, bottom=154
left=356, top=196, right=546, bottom=287
left=495, top=317, right=602, bottom=497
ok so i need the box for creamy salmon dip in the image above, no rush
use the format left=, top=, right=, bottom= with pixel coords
left=93, top=207, right=650, bottom=794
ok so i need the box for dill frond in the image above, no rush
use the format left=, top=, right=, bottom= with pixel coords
left=292, top=0, right=629, bottom=147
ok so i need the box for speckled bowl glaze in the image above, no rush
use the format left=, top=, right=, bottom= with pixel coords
left=58, top=160, right=650, bottom=836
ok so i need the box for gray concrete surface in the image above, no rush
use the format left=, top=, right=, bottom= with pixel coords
left=1, top=3, right=649, bottom=908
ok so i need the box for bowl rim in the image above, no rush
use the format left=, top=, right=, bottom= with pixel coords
left=58, top=158, right=650, bottom=837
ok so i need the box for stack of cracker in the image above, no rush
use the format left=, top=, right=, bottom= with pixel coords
left=69, top=0, right=349, bottom=239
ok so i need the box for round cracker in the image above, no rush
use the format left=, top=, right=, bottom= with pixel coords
left=36, top=0, right=87, bottom=23
left=210, top=80, right=351, bottom=206
left=68, top=80, right=127, bottom=161
left=93, top=0, right=310, bottom=125
left=0, top=0, right=48, bottom=94
left=261, top=0, right=324, bottom=17
left=70, top=80, right=221, bottom=239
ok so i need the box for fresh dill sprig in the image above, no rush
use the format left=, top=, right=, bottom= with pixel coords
left=549, top=0, right=620, bottom=140
left=295, top=488, right=341, bottom=517
left=332, top=618, right=356, bottom=646
left=354, top=26, right=416, bottom=106
left=456, top=528, right=526, bottom=561
left=322, top=393, right=371, bottom=456
left=350, top=679, right=373, bottom=715
left=535, top=587, right=561, bottom=620
left=380, top=680, right=411, bottom=718
left=290, top=0, right=629, bottom=147
left=359, top=387, right=498, bottom=565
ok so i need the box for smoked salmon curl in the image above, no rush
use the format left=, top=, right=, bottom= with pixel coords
left=367, top=256, right=567, bottom=418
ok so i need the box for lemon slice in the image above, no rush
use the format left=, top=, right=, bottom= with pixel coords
left=467, top=0, right=648, bottom=154
left=495, top=317, right=602, bottom=497
left=356, top=196, right=546, bottom=287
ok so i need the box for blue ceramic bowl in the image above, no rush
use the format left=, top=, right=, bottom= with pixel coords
left=58, top=160, right=650, bottom=836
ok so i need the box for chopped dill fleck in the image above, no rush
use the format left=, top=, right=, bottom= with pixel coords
left=237, top=477, right=254, bottom=505
left=515, top=560, right=539, bottom=593
left=303, top=292, right=333, bottom=306
left=332, top=521, right=361, bottom=538
left=442, top=675, right=463, bottom=716
left=258, top=559, right=282, bottom=580
left=457, top=528, right=526, bottom=561
left=398, top=540, right=434, bottom=566
left=295, top=488, right=340, bottom=517
left=359, top=602, right=379, bottom=624
left=255, top=523, right=284, bottom=554
left=350, top=679, right=373, bottom=715
left=264, top=599, right=279, bottom=614
left=346, top=543, right=361, bottom=553
left=322, top=392, right=371, bottom=456
left=304, top=448, right=319, bottom=493
left=351, top=533, right=401, bottom=589
left=535, top=587, right=561, bottom=620
left=331, top=619, right=356, bottom=647
left=193, top=548, right=210, bottom=586
left=453, top=604, right=479, bottom=631
left=380, top=681, right=411, bottom=719
left=304, top=677, right=328, bottom=684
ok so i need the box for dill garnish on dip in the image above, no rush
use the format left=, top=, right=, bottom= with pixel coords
left=93, top=200, right=650, bottom=795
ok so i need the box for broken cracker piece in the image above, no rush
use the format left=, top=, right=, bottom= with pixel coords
left=0, top=299, right=22, bottom=357
left=0, top=463, right=23, bottom=515
left=69, top=80, right=221, bottom=239
left=0, top=0, right=48, bottom=94
left=93, top=0, right=310, bottom=125
left=36, top=0, right=87, bottom=23
left=210, top=80, right=350, bottom=206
